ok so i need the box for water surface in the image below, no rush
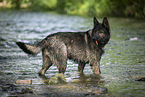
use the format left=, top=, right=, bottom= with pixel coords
left=0, top=10, right=145, bottom=97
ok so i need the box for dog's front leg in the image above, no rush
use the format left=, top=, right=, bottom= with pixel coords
left=90, top=61, right=101, bottom=75
left=78, top=62, right=86, bottom=74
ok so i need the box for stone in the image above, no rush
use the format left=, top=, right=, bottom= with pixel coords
left=48, top=73, right=66, bottom=84
left=15, top=79, right=32, bottom=85
left=85, top=87, right=108, bottom=95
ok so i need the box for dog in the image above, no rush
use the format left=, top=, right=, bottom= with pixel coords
left=16, top=17, right=110, bottom=76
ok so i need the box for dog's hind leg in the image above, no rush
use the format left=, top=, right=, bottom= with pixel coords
left=55, top=44, right=67, bottom=74
left=78, top=62, right=86, bottom=74
left=38, top=48, right=52, bottom=76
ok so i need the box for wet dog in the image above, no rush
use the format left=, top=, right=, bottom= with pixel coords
left=16, top=17, right=110, bottom=76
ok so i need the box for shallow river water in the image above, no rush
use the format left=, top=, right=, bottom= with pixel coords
left=0, top=10, right=145, bottom=97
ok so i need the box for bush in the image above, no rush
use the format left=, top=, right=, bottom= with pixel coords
left=1, top=0, right=145, bottom=18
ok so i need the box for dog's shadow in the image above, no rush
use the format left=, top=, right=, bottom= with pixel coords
left=38, top=74, right=48, bottom=80
left=38, top=73, right=103, bottom=84
left=76, top=73, right=103, bottom=83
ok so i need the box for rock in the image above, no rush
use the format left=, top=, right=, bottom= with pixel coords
left=133, top=76, right=145, bottom=82
left=72, top=79, right=80, bottom=83
left=85, top=87, right=108, bottom=96
left=97, top=87, right=108, bottom=93
left=20, top=88, right=33, bottom=94
left=0, top=37, right=6, bottom=41
left=15, top=79, right=32, bottom=85
left=48, top=73, right=66, bottom=84
left=1, top=84, right=16, bottom=91
left=9, top=88, right=33, bottom=96
left=0, top=80, right=17, bottom=92
left=135, top=77, right=145, bottom=81
left=130, top=37, right=138, bottom=41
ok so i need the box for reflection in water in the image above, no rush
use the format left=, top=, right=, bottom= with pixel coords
left=0, top=10, right=145, bottom=96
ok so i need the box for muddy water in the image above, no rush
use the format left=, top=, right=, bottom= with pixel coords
left=0, top=10, right=145, bottom=97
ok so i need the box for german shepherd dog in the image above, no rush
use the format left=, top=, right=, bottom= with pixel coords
left=16, top=17, right=110, bottom=76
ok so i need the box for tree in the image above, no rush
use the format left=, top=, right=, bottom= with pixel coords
left=11, top=0, right=22, bottom=9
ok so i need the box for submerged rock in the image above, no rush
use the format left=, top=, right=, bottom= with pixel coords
left=48, top=73, right=66, bottom=84
left=85, top=87, right=108, bottom=96
left=0, top=37, right=6, bottom=41
left=8, top=88, right=33, bottom=96
left=0, top=83, right=17, bottom=92
left=20, top=88, right=33, bottom=94
left=0, top=79, right=18, bottom=97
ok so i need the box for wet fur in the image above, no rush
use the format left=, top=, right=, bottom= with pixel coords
left=16, top=17, right=110, bottom=75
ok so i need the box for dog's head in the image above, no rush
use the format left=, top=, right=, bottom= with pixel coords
left=91, top=17, right=110, bottom=47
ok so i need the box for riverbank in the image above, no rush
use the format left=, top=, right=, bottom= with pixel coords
left=0, top=0, right=145, bottom=18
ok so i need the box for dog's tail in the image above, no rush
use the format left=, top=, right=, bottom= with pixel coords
left=16, top=39, right=48, bottom=55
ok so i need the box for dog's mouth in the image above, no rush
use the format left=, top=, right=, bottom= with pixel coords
left=95, top=41, right=98, bottom=45
left=92, top=38, right=105, bottom=46
left=92, top=37, right=99, bottom=45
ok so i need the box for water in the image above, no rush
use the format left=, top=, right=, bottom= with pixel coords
left=0, top=10, right=145, bottom=97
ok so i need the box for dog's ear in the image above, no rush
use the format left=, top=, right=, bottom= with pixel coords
left=102, top=17, right=110, bottom=32
left=94, top=17, right=99, bottom=26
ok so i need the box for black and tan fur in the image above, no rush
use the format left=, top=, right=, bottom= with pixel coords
left=16, top=17, right=110, bottom=76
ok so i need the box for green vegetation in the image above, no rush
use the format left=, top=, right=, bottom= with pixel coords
left=0, top=0, right=145, bottom=18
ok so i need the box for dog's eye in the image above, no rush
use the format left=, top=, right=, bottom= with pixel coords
left=99, top=31, right=104, bottom=34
